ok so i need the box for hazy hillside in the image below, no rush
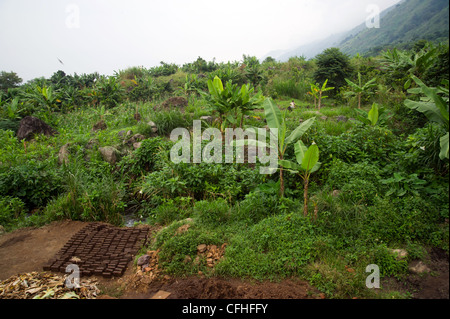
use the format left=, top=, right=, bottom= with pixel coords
left=265, top=0, right=449, bottom=61
left=340, top=0, right=449, bottom=56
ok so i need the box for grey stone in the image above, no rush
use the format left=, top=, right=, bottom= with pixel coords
left=99, top=146, right=120, bottom=165
left=200, top=116, right=214, bottom=123
left=409, top=261, right=431, bottom=274
left=137, top=254, right=150, bottom=266
left=16, top=116, right=58, bottom=141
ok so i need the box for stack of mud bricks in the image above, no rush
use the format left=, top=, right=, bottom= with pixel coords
left=43, top=223, right=148, bottom=278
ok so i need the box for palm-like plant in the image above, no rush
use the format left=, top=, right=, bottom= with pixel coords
left=344, top=72, right=377, bottom=109
left=309, top=80, right=334, bottom=109
left=404, top=76, right=449, bottom=160
left=279, top=140, right=320, bottom=216
left=203, top=76, right=264, bottom=129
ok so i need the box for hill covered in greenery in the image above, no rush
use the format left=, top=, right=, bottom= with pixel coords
left=267, top=0, right=449, bottom=60
left=340, top=0, right=449, bottom=56
left=0, top=41, right=448, bottom=299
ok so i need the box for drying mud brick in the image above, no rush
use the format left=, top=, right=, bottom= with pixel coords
left=42, top=223, right=148, bottom=279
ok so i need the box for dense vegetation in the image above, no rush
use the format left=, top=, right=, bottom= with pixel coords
left=0, top=40, right=448, bottom=298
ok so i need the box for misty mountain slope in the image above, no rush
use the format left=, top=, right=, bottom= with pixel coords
left=265, top=0, right=449, bottom=61
left=339, top=0, right=449, bottom=56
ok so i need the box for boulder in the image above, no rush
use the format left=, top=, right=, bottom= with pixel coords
left=200, top=116, right=214, bottom=124
left=92, top=120, right=107, bottom=131
left=161, top=96, right=188, bottom=109
left=16, top=116, right=58, bottom=141
left=147, top=121, right=158, bottom=134
left=98, top=146, right=120, bottom=165
left=137, top=254, right=150, bottom=266
left=409, top=261, right=431, bottom=274
left=335, top=115, right=348, bottom=122
left=133, top=142, right=142, bottom=149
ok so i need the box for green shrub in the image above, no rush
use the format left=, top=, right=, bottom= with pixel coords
left=146, top=197, right=193, bottom=225
left=325, top=159, right=383, bottom=192
left=0, top=159, right=63, bottom=209
left=150, top=109, right=191, bottom=136
left=119, top=137, right=172, bottom=177
left=44, top=161, right=125, bottom=225
left=365, top=196, right=444, bottom=244
left=216, top=213, right=318, bottom=279
left=0, top=196, right=25, bottom=230
left=194, top=198, right=231, bottom=227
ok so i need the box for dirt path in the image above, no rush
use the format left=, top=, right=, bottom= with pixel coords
left=0, top=220, right=448, bottom=299
left=0, top=220, right=88, bottom=281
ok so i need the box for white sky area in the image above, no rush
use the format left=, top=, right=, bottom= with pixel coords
left=0, top=0, right=402, bottom=82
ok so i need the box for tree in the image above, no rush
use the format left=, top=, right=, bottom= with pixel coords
left=237, top=99, right=316, bottom=197
left=344, top=72, right=377, bottom=108
left=0, top=71, right=22, bottom=92
left=309, top=79, right=334, bottom=109
left=313, top=48, right=353, bottom=96
left=279, top=141, right=320, bottom=217
left=404, top=76, right=449, bottom=160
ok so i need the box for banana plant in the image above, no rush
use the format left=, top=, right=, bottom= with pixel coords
left=235, top=98, right=316, bottom=197
left=279, top=140, right=320, bottom=217
left=203, top=76, right=264, bottom=129
left=344, top=72, right=377, bottom=108
left=310, top=79, right=334, bottom=109
left=404, top=76, right=449, bottom=160
left=307, top=84, right=319, bottom=108
left=4, top=97, right=22, bottom=119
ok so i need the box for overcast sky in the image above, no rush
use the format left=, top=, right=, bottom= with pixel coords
left=0, top=0, right=402, bottom=82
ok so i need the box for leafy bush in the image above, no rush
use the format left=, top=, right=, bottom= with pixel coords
left=217, top=213, right=318, bottom=279
left=119, top=137, right=172, bottom=177
left=324, top=159, right=383, bottom=191
left=145, top=197, right=193, bottom=225
left=151, top=109, right=191, bottom=136
left=0, top=160, right=63, bottom=209
left=194, top=198, right=231, bottom=227
left=44, top=162, right=125, bottom=225
left=0, top=196, right=25, bottom=230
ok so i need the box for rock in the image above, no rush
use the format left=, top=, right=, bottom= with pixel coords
left=389, top=249, right=408, bottom=260
left=320, top=116, right=328, bottom=121
left=118, top=130, right=126, bottom=138
left=133, top=142, right=142, bottom=150
left=98, top=146, right=120, bottom=165
left=332, top=190, right=341, bottom=197
left=161, top=96, right=188, bottom=109
left=85, top=139, right=99, bottom=150
left=197, top=244, right=207, bottom=253
left=335, top=115, right=348, bottom=122
left=409, top=261, right=431, bottom=274
left=58, top=143, right=71, bottom=165
left=16, top=116, right=58, bottom=141
left=147, top=121, right=158, bottom=133
left=131, top=134, right=145, bottom=143
left=200, top=116, right=214, bottom=123
left=126, top=130, right=133, bottom=137
left=183, top=255, right=192, bottom=264
left=137, top=254, right=150, bottom=266
left=92, top=120, right=107, bottom=131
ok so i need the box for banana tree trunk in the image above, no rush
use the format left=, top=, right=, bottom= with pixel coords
left=280, top=167, right=285, bottom=197
left=303, top=175, right=309, bottom=216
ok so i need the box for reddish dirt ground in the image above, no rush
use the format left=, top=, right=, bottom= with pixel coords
left=0, top=220, right=448, bottom=299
